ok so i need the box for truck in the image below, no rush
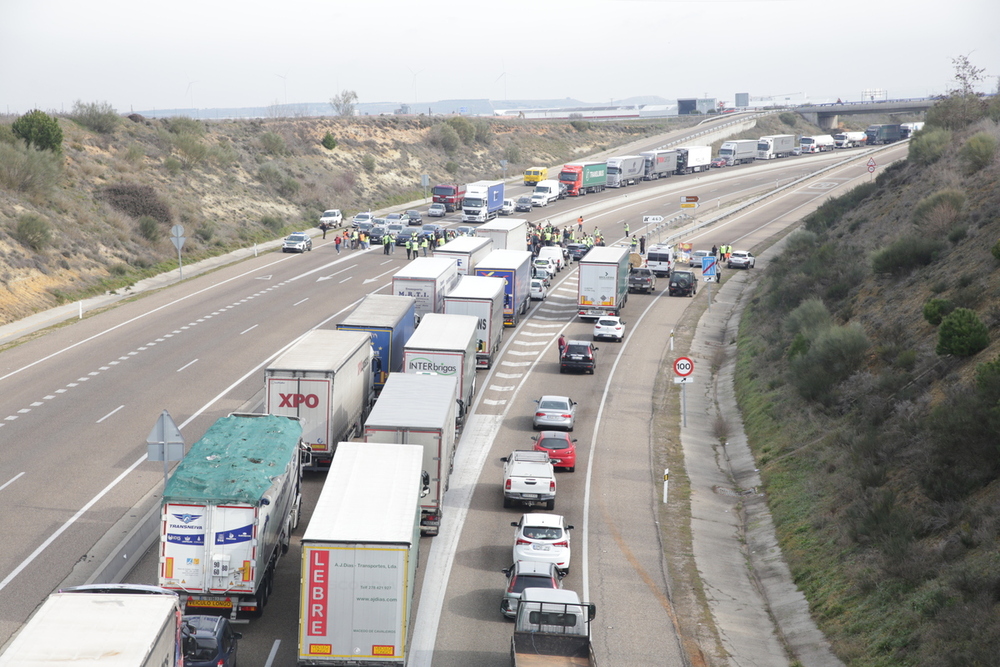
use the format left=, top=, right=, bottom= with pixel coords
left=558, top=161, right=607, bottom=196
left=900, top=122, right=925, bottom=138
left=159, top=413, right=304, bottom=619
left=404, top=312, right=479, bottom=415
left=444, top=275, right=506, bottom=369
left=674, top=145, right=712, bottom=174
left=501, top=450, right=556, bottom=510
left=833, top=131, right=867, bottom=148
left=577, top=245, right=630, bottom=320
left=523, top=166, right=548, bottom=186
left=0, top=585, right=184, bottom=667
left=799, top=134, right=835, bottom=153
left=297, top=442, right=423, bottom=667
left=866, top=124, right=902, bottom=145
left=477, top=218, right=528, bottom=252
left=533, top=179, right=562, bottom=204
left=640, top=148, right=678, bottom=180
left=336, top=294, right=416, bottom=394
left=435, top=235, right=494, bottom=276
left=717, top=139, right=757, bottom=165
left=463, top=180, right=505, bottom=223
left=432, top=182, right=466, bottom=212
left=510, top=588, right=597, bottom=667
left=605, top=155, right=645, bottom=187
left=391, top=256, right=461, bottom=323
left=364, top=373, right=459, bottom=536
left=266, top=329, right=374, bottom=469
left=757, top=134, right=796, bottom=160
left=475, top=249, right=533, bottom=327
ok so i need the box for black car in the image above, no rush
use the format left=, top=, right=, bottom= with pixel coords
left=183, top=615, right=241, bottom=667
left=405, top=209, right=423, bottom=225
left=395, top=226, right=417, bottom=246
left=560, top=340, right=598, bottom=374
left=565, top=243, right=590, bottom=261
left=417, top=223, right=444, bottom=241
left=669, top=270, right=697, bottom=297
left=515, top=195, right=533, bottom=213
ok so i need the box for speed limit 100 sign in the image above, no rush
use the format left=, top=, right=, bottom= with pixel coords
left=673, top=357, right=694, bottom=377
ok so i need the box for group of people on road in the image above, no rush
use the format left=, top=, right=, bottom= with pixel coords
left=712, top=244, right=733, bottom=261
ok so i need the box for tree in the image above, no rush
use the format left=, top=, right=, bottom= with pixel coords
left=329, top=90, right=359, bottom=117
left=936, top=308, right=989, bottom=357
left=12, top=110, right=63, bottom=153
left=926, top=55, right=989, bottom=129
left=70, top=100, right=120, bottom=134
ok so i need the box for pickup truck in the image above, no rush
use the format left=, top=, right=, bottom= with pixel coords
left=628, top=267, right=656, bottom=294
left=502, top=451, right=556, bottom=510
left=510, top=588, right=597, bottom=666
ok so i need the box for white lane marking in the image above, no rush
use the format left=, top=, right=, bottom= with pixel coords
left=513, top=340, right=548, bottom=346
left=488, top=385, right=515, bottom=392
left=501, top=361, right=532, bottom=367
left=509, top=350, right=539, bottom=356
left=494, top=373, right=523, bottom=379
left=340, top=276, right=353, bottom=283
left=30, top=402, right=43, bottom=407
left=483, top=399, right=507, bottom=406
left=177, top=359, right=198, bottom=372
left=519, top=332, right=552, bottom=337
left=96, top=405, right=125, bottom=423
left=240, top=325, right=259, bottom=335
left=294, top=298, right=309, bottom=306
left=525, top=323, right=562, bottom=328
left=264, top=640, right=281, bottom=667
left=0, top=472, right=25, bottom=492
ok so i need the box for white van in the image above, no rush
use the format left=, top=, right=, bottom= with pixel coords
left=533, top=179, right=561, bottom=204
left=537, top=246, right=565, bottom=272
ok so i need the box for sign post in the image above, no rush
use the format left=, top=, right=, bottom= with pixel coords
left=170, top=225, right=186, bottom=279
left=673, top=357, right=694, bottom=427
left=680, top=195, right=700, bottom=210
left=663, top=468, right=670, bottom=504
left=867, top=157, right=877, bottom=181
left=146, top=409, right=185, bottom=489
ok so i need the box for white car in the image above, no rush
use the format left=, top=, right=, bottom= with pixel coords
left=319, top=209, right=342, bottom=227
left=530, top=192, right=548, bottom=207
left=689, top=249, right=711, bottom=268
left=727, top=250, right=756, bottom=269
left=593, top=316, right=626, bottom=342
left=501, top=199, right=516, bottom=216
left=282, top=232, right=312, bottom=253
left=533, top=257, right=556, bottom=275
left=532, top=266, right=552, bottom=288
left=512, top=513, right=573, bottom=575
left=530, top=279, right=546, bottom=300
left=352, top=211, right=373, bottom=227
left=428, top=203, right=447, bottom=217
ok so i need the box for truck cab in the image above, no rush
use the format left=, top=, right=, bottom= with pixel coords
left=511, top=588, right=596, bottom=666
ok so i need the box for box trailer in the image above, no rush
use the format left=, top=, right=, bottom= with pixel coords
left=578, top=245, right=630, bottom=320
left=866, top=124, right=902, bottom=145
left=159, top=413, right=304, bottom=619
left=404, top=312, right=478, bottom=415
left=474, top=249, right=532, bottom=327
left=336, top=294, right=416, bottom=394
left=559, top=161, right=607, bottom=196
left=718, top=139, right=757, bottom=165
left=297, top=442, right=423, bottom=666
left=444, top=275, right=506, bottom=369
left=605, top=155, right=645, bottom=187
left=757, top=134, right=795, bottom=160
left=266, top=329, right=374, bottom=469
left=476, top=218, right=528, bottom=252
left=364, top=374, right=459, bottom=536
left=0, top=586, right=184, bottom=667
left=462, top=180, right=505, bottom=223
left=391, top=256, right=461, bottom=322
left=434, top=236, right=494, bottom=275
left=640, top=149, right=678, bottom=180
left=674, top=145, right=712, bottom=174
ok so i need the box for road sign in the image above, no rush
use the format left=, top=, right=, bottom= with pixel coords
left=681, top=195, right=700, bottom=203
left=673, top=357, right=694, bottom=377
left=867, top=157, right=877, bottom=174
left=146, top=409, right=185, bottom=461
left=701, top=256, right=716, bottom=276
left=680, top=203, right=699, bottom=209
left=673, top=376, right=694, bottom=384
left=643, top=215, right=664, bottom=224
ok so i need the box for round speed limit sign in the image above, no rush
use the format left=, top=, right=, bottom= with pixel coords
left=673, top=357, right=694, bottom=377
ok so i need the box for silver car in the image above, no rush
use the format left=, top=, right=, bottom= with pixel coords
left=500, top=560, right=562, bottom=618
left=532, top=395, right=576, bottom=431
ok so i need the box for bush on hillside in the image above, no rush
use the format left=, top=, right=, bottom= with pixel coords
left=804, top=182, right=877, bottom=232
left=784, top=298, right=832, bottom=338
left=15, top=214, right=53, bottom=251
left=473, top=119, right=492, bottom=145
left=504, top=145, right=522, bottom=164
left=445, top=161, right=459, bottom=174
left=70, top=100, right=120, bottom=134
left=913, top=189, right=965, bottom=226
left=923, top=298, right=955, bottom=325
left=428, top=124, right=460, bottom=154
left=936, top=308, right=989, bottom=356
left=446, top=117, right=475, bottom=145
left=138, top=215, right=162, bottom=242
left=259, top=132, right=287, bottom=156
left=0, top=124, right=16, bottom=145
left=992, top=239, right=1000, bottom=262
left=908, top=127, right=952, bottom=165
left=779, top=112, right=797, bottom=126
left=260, top=215, right=283, bottom=232
left=959, top=132, right=997, bottom=175
left=789, top=324, right=869, bottom=401
left=97, top=183, right=171, bottom=223
left=321, top=132, right=337, bottom=150
left=172, top=133, right=209, bottom=166
left=362, top=154, right=376, bottom=173
left=871, top=237, right=944, bottom=275
left=12, top=110, right=63, bottom=153
left=165, top=117, right=204, bottom=136
left=570, top=120, right=590, bottom=132
left=926, top=94, right=987, bottom=130
left=0, top=142, right=61, bottom=194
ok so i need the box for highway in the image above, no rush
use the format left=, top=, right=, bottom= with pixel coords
left=0, top=133, right=905, bottom=663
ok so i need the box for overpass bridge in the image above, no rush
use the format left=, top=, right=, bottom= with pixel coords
left=792, top=98, right=934, bottom=129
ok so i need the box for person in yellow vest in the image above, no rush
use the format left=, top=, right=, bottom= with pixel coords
left=421, top=236, right=429, bottom=257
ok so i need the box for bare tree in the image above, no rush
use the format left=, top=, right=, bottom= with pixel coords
left=330, top=90, right=359, bottom=117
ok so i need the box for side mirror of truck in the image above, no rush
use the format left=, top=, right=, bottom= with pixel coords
left=500, top=456, right=509, bottom=462
left=421, top=471, right=430, bottom=498
left=588, top=603, right=597, bottom=621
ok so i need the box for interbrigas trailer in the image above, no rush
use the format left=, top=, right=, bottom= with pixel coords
left=297, top=442, right=423, bottom=666
left=336, top=294, right=416, bottom=393
left=403, top=312, right=478, bottom=413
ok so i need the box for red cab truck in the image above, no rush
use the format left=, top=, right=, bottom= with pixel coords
left=558, top=162, right=607, bottom=196
left=432, top=183, right=466, bottom=212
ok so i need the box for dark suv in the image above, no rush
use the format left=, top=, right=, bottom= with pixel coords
left=560, top=340, right=597, bottom=374
left=669, top=270, right=697, bottom=297
left=183, top=615, right=241, bottom=667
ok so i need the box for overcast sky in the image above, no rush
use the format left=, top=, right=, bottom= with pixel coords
left=2, top=0, right=998, bottom=115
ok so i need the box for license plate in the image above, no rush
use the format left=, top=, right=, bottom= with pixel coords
left=532, top=543, right=550, bottom=551
left=186, top=599, right=233, bottom=609
left=522, top=493, right=538, bottom=499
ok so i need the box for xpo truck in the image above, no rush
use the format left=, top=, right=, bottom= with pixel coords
left=336, top=294, right=416, bottom=394
left=434, top=235, right=494, bottom=275
left=757, top=134, right=796, bottom=160
left=640, top=148, right=678, bottom=180
left=717, top=139, right=757, bottom=165
left=364, top=374, right=459, bottom=535
left=578, top=245, right=630, bottom=320
left=463, top=180, right=505, bottom=223
left=297, top=442, right=423, bottom=667
left=475, top=249, right=533, bottom=327
left=674, top=146, right=712, bottom=174
left=266, top=329, right=374, bottom=469
left=476, top=218, right=528, bottom=252
left=0, top=585, right=184, bottom=667
left=159, top=413, right=304, bottom=619
left=404, top=312, right=478, bottom=414
left=605, top=155, right=645, bottom=187
left=559, top=161, right=607, bottom=196
left=444, top=275, right=506, bottom=369
left=391, top=256, right=461, bottom=322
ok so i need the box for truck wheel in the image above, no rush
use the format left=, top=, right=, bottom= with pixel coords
left=503, top=497, right=512, bottom=509
left=545, top=499, right=555, bottom=511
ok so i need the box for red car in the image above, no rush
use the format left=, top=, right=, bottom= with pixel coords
left=533, top=431, right=578, bottom=472
left=710, top=156, right=728, bottom=168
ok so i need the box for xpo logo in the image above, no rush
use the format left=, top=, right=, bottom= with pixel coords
left=279, top=393, right=320, bottom=408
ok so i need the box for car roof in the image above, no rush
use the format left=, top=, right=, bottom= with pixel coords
left=538, top=395, right=572, bottom=405
left=536, top=430, right=571, bottom=439
left=521, top=513, right=565, bottom=527
left=183, top=615, right=225, bottom=633
left=513, top=560, right=559, bottom=575
left=566, top=340, right=592, bottom=346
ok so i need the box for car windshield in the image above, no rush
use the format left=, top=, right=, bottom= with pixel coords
left=597, top=319, right=618, bottom=326
left=673, top=272, right=693, bottom=280
left=523, top=526, right=563, bottom=540
left=386, top=214, right=401, bottom=220
left=323, top=210, right=338, bottom=217
left=539, top=399, right=569, bottom=410
left=519, top=197, right=531, bottom=203
left=286, top=234, right=306, bottom=241
left=511, top=574, right=554, bottom=594
left=565, top=344, right=590, bottom=356
left=539, top=437, right=570, bottom=450
left=422, top=225, right=436, bottom=232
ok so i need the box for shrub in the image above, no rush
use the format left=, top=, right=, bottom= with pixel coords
left=12, top=110, right=63, bottom=152
left=804, top=182, right=876, bottom=232
left=429, top=124, right=460, bottom=153
left=0, top=142, right=61, bottom=194
left=569, top=120, right=590, bottom=132
left=958, top=132, right=997, bottom=175
left=926, top=94, right=987, bottom=130
left=473, top=119, right=492, bottom=145
left=97, top=183, right=171, bottom=223
left=260, top=215, right=283, bottom=231
left=923, top=299, right=955, bottom=325
left=871, top=236, right=944, bottom=275
left=321, top=132, right=337, bottom=150
left=257, top=164, right=285, bottom=189
left=784, top=298, right=832, bottom=338
left=195, top=223, right=215, bottom=242
left=137, top=215, right=162, bottom=242
left=445, top=161, right=459, bottom=174
left=992, top=239, right=1000, bottom=262
left=70, top=100, right=120, bottom=134
left=163, top=157, right=182, bottom=175
left=259, top=132, right=286, bottom=155
left=504, top=145, right=522, bottom=164
left=908, top=127, right=951, bottom=165
left=936, top=308, right=989, bottom=356
left=913, top=188, right=965, bottom=226
left=172, top=133, right=209, bottom=166
left=789, top=324, right=869, bottom=401
left=361, top=154, right=376, bottom=173
left=124, top=143, right=145, bottom=164
left=0, top=124, right=16, bottom=145
left=165, top=117, right=203, bottom=136
left=948, top=225, right=967, bottom=244
left=15, top=214, right=52, bottom=251
left=277, top=176, right=300, bottom=198
left=779, top=112, right=798, bottom=125
left=446, top=117, right=475, bottom=144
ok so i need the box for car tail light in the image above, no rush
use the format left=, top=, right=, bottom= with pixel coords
left=553, top=541, right=568, bottom=548
left=535, top=412, right=546, bottom=418
left=516, top=538, right=531, bottom=546
left=549, top=481, right=556, bottom=492
left=505, top=479, right=511, bottom=490
left=560, top=414, right=573, bottom=419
